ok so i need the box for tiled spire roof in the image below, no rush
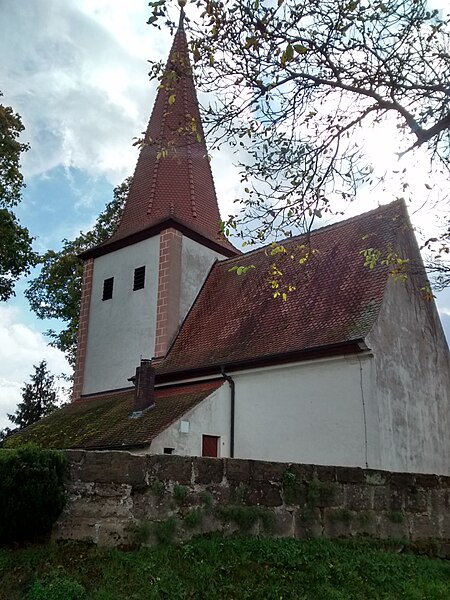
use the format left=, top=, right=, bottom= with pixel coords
left=109, top=13, right=236, bottom=253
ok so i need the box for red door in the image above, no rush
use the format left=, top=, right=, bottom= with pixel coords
left=202, top=435, right=219, bottom=457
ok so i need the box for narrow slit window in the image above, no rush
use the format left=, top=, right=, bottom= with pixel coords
left=102, top=277, right=114, bottom=301
left=163, top=447, right=174, bottom=455
left=133, top=266, right=146, bottom=291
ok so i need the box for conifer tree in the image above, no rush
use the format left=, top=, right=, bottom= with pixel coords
left=7, top=360, right=58, bottom=430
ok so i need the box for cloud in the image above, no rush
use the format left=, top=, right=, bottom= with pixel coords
left=0, top=0, right=244, bottom=219
left=0, top=0, right=166, bottom=185
left=0, top=305, right=69, bottom=430
left=0, top=0, right=241, bottom=191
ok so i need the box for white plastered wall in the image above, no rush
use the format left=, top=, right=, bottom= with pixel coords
left=232, top=356, right=374, bottom=466
left=366, top=277, right=450, bottom=476
left=179, top=236, right=226, bottom=323
left=83, top=236, right=160, bottom=395
left=150, top=383, right=231, bottom=456
left=149, top=355, right=377, bottom=468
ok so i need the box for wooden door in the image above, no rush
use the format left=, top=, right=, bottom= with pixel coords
left=202, top=435, right=219, bottom=457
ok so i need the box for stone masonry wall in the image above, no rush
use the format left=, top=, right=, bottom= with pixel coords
left=54, top=451, right=450, bottom=550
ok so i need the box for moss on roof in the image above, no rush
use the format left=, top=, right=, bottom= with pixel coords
left=5, top=381, right=223, bottom=450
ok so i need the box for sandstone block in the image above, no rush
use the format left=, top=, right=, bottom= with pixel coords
left=345, top=485, right=372, bottom=511
left=372, top=486, right=390, bottom=511
left=246, top=482, right=283, bottom=507
left=271, top=511, right=294, bottom=537
left=377, top=513, right=409, bottom=539
left=156, top=455, right=193, bottom=485
left=410, top=514, right=440, bottom=540
left=194, top=457, right=224, bottom=484
left=314, top=465, right=337, bottom=482
left=252, top=460, right=287, bottom=482
left=294, top=508, right=322, bottom=539
left=335, top=466, right=365, bottom=484
left=405, top=488, right=428, bottom=513
left=81, top=451, right=145, bottom=485
left=224, top=458, right=252, bottom=482
left=390, top=472, right=415, bottom=489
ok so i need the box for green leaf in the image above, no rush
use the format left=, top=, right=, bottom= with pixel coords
left=192, top=45, right=201, bottom=63
left=285, top=44, right=294, bottom=62
left=245, top=37, right=259, bottom=50
left=228, top=265, right=256, bottom=276
left=293, top=44, right=308, bottom=54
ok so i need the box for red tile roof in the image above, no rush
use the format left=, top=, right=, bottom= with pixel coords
left=104, top=20, right=235, bottom=254
left=157, top=201, right=410, bottom=376
left=6, top=381, right=223, bottom=450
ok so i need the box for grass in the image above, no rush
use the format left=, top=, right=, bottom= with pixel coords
left=0, top=535, right=449, bottom=599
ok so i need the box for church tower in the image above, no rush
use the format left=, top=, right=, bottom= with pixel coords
left=72, top=10, right=238, bottom=400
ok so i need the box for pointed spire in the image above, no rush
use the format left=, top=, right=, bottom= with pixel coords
left=109, top=12, right=236, bottom=254
left=178, top=1, right=185, bottom=30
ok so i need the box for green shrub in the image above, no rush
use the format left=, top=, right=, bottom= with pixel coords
left=173, top=484, right=187, bottom=505
left=389, top=511, right=405, bottom=524
left=153, top=518, right=177, bottom=545
left=200, top=490, right=213, bottom=509
left=0, top=444, right=67, bottom=544
left=27, top=572, right=86, bottom=600
left=184, top=508, right=203, bottom=529
left=218, top=506, right=274, bottom=533
left=150, top=480, right=164, bottom=498
left=331, top=508, right=353, bottom=524
left=128, top=520, right=152, bottom=546
left=282, top=470, right=296, bottom=488
left=232, top=482, right=249, bottom=504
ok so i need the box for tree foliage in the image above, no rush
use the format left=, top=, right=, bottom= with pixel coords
left=7, top=360, right=59, bottom=431
left=0, top=93, right=36, bottom=299
left=0, top=445, right=66, bottom=544
left=26, top=178, right=130, bottom=367
left=0, top=94, right=29, bottom=208
left=149, top=0, right=450, bottom=262
left=0, top=208, right=35, bottom=300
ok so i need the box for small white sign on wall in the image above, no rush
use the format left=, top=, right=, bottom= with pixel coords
left=180, top=420, right=190, bottom=434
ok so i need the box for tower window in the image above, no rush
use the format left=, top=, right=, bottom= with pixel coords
left=133, top=266, right=146, bottom=291
left=102, top=277, right=114, bottom=301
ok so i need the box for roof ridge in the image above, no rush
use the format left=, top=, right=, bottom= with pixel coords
left=217, top=200, right=407, bottom=265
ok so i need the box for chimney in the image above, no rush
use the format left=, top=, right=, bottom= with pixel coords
left=129, top=359, right=155, bottom=415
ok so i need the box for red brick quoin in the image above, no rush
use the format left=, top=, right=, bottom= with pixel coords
left=72, top=258, right=94, bottom=400
left=154, top=228, right=183, bottom=358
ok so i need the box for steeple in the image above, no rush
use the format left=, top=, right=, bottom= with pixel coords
left=73, top=9, right=238, bottom=401
left=109, top=12, right=236, bottom=254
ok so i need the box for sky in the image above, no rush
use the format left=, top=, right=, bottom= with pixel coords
left=0, top=0, right=449, bottom=430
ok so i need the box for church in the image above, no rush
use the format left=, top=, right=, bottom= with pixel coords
left=11, top=11, right=450, bottom=476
